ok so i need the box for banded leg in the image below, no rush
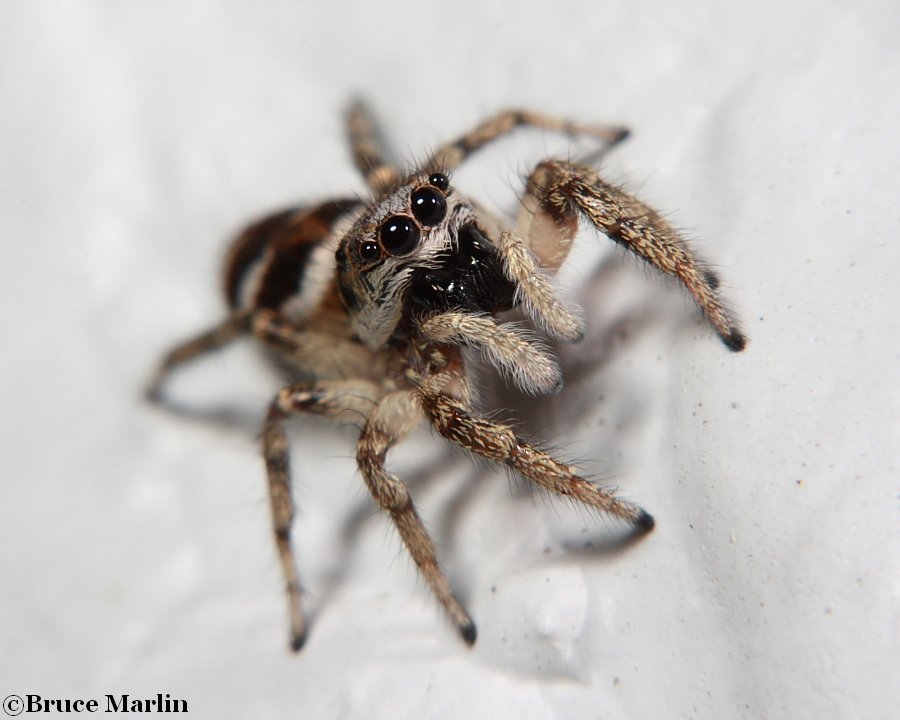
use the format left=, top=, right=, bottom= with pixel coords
left=263, top=379, right=382, bottom=651
left=356, top=390, right=477, bottom=645
left=420, top=390, right=654, bottom=531
left=428, top=110, right=630, bottom=173
left=345, top=100, right=400, bottom=194
left=146, top=310, right=251, bottom=400
left=520, top=160, right=747, bottom=351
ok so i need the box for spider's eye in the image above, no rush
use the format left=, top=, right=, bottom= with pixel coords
left=360, top=240, right=381, bottom=261
left=379, top=215, right=420, bottom=255
left=334, top=245, right=347, bottom=265
left=428, top=173, right=450, bottom=192
left=410, top=187, right=447, bottom=226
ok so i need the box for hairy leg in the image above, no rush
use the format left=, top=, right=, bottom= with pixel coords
left=428, top=110, right=630, bottom=172
left=263, top=379, right=381, bottom=650
left=419, top=389, right=654, bottom=530
left=519, top=160, right=746, bottom=351
left=345, top=100, right=400, bottom=194
left=251, top=310, right=376, bottom=380
left=356, top=390, right=476, bottom=644
left=145, top=310, right=252, bottom=400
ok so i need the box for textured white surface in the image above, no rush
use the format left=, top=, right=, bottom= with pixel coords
left=1, top=1, right=898, bottom=718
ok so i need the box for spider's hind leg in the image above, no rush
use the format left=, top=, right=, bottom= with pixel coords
left=145, top=310, right=252, bottom=401
left=345, top=100, right=400, bottom=194
left=428, top=110, right=630, bottom=173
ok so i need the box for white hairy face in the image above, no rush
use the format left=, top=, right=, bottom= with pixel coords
left=335, top=171, right=478, bottom=348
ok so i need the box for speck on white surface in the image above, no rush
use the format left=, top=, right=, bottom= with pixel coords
left=1, top=1, right=897, bottom=719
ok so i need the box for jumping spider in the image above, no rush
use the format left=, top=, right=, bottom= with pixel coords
left=147, top=103, right=746, bottom=651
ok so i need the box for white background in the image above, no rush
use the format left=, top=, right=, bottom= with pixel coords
left=1, top=1, right=897, bottom=718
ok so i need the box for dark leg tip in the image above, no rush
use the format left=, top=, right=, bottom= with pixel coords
left=612, top=127, right=631, bottom=145
left=289, top=632, right=307, bottom=653
left=144, top=381, right=163, bottom=403
left=460, top=621, right=478, bottom=646
left=722, top=329, right=747, bottom=352
left=703, top=271, right=721, bottom=290
left=634, top=510, right=655, bottom=533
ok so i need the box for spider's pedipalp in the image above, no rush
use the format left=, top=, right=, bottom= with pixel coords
left=419, top=311, right=563, bottom=396
left=494, top=229, right=585, bottom=342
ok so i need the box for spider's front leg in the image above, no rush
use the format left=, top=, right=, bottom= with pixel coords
left=516, top=160, right=747, bottom=351
left=356, top=390, right=477, bottom=645
left=417, top=380, right=654, bottom=530
left=263, top=378, right=382, bottom=651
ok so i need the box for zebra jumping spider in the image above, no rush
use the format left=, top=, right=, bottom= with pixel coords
left=147, top=103, right=746, bottom=651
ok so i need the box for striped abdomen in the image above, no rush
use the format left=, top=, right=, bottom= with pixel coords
left=224, top=199, right=363, bottom=327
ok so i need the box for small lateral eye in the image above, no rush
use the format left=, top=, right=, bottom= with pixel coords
left=334, top=245, right=347, bottom=265
left=379, top=216, right=420, bottom=255
left=428, top=173, right=450, bottom=191
left=410, top=187, right=447, bottom=226
left=360, top=240, right=380, bottom=260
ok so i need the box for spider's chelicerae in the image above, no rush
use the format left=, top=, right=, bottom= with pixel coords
left=148, top=103, right=746, bottom=651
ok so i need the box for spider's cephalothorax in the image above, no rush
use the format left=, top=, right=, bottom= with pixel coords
left=148, top=103, right=747, bottom=651
left=335, top=171, right=518, bottom=348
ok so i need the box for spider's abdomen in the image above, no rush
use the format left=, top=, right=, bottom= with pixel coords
left=224, top=199, right=362, bottom=322
left=407, top=222, right=517, bottom=316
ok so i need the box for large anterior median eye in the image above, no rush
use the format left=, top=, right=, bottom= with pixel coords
left=410, top=187, right=447, bottom=226
left=379, top=215, right=420, bottom=255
